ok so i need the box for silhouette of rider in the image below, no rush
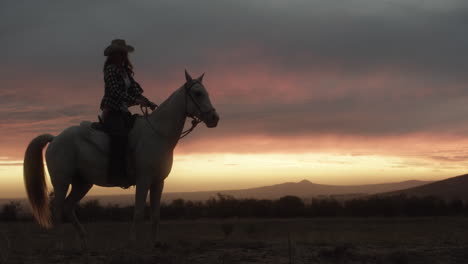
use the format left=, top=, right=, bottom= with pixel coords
left=100, top=39, right=157, bottom=186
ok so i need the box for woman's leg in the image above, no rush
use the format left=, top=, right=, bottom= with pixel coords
left=102, top=110, right=129, bottom=185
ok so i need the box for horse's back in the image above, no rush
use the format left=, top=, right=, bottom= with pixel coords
left=44, top=125, right=82, bottom=181
left=45, top=123, right=110, bottom=183
left=77, top=121, right=110, bottom=153
left=47, top=117, right=146, bottom=161
left=46, top=125, right=80, bottom=154
left=46, top=123, right=109, bottom=160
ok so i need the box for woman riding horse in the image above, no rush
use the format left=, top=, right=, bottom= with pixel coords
left=101, top=39, right=157, bottom=186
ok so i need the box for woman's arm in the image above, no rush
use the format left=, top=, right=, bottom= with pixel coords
left=128, top=76, right=157, bottom=109
left=104, top=65, right=138, bottom=104
left=134, top=95, right=157, bottom=110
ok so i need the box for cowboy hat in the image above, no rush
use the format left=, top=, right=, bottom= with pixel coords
left=104, top=39, right=135, bottom=56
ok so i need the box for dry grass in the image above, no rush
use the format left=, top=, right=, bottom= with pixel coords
left=0, top=232, right=11, bottom=264
left=1, top=217, right=468, bottom=263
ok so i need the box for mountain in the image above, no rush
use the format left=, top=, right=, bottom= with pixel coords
left=1, top=179, right=433, bottom=207
left=76, top=179, right=431, bottom=205
left=160, top=179, right=431, bottom=201
left=381, top=174, right=468, bottom=200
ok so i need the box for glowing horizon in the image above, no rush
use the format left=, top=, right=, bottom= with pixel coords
left=1, top=148, right=464, bottom=199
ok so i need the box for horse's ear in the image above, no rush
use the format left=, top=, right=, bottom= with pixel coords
left=185, top=69, right=193, bottom=83
left=197, top=73, right=205, bottom=83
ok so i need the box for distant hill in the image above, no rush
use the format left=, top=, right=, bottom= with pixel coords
left=382, top=174, right=468, bottom=200
left=0, top=179, right=433, bottom=207
left=160, top=179, right=431, bottom=201
left=76, top=179, right=432, bottom=205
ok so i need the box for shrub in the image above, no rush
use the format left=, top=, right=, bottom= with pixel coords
left=221, top=222, right=234, bottom=238
left=0, top=201, right=21, bottom=221
left=275, top=196, right=305, bottom=217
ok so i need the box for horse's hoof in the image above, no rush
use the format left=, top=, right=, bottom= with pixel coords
left=80, top=240, right=88, bottom=252
left=129, top=234, right=137, bottom=243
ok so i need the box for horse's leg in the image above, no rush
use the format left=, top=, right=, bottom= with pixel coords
left=64, top=182, right=93, bottom=249
left=130, top=181, right=150, bottom=244
left=51, top=182, right=69, bottom=250
left=150, top=179, right=164, bottom=246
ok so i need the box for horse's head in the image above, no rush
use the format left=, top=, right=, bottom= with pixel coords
left=184, top=70, right=219, bottom=128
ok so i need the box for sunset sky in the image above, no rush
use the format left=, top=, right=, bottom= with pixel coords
left=2, top=1, right=468, bottom=198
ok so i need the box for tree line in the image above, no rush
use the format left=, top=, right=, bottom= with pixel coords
left=2, top=194, right=468, bottom=222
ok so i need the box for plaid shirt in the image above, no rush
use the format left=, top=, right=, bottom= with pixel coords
left=100, top=64, right=146, bottom=111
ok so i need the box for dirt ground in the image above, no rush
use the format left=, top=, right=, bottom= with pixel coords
left=1, top=217, right=468, bottom=264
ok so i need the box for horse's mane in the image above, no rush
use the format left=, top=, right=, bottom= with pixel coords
left=150, top=85, right=185, bottom=116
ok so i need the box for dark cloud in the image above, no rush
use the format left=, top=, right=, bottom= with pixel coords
left=2, top=0, right=468, bottom=159
left=188, top=93, right=468, bottom=139
left=0, top=104, right=92, bottom=123
left=2, top=1, right=468, bottom=77
left=429, top=155, right=468, bottom=162
left=0, top=162, right=23, bottom=167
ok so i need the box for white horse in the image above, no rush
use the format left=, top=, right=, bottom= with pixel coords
left=23, top=70, right=219, bottom=246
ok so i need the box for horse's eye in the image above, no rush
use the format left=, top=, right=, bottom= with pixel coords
left=195, top=91, right=203, bottom=97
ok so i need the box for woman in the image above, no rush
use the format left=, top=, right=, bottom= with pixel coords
left=100, top=39, right=157, bottom=186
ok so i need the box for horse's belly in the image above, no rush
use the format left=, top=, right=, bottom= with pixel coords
left=78, top=154, right=108, bottom=184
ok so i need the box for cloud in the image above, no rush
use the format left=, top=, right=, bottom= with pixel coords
left=0, top=162, right=23, bottom=167
left=2, top=0, right=468, bottom=162
left=2, top=1, right=468, bottom=76
left=429, top=155, right=468, bottom=162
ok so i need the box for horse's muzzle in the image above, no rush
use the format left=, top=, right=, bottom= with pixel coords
left=205, top=111, right=219, bottom=128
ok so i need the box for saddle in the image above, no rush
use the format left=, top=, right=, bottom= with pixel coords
left=90, top=113, right=140, bottom=132
left=80, top=114, right=141, bottom=188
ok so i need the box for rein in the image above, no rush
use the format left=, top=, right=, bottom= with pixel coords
left=141, top=81, right=211, bottom=139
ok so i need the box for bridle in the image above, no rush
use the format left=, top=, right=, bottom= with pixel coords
left=141, top=80, right=215, bottom=139
left=185, top=81, right=216, bottom=116
left=179, top=80, right=215, bottom=138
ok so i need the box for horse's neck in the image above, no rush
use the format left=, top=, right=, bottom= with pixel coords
left=147, top=87, right=186, bottom=146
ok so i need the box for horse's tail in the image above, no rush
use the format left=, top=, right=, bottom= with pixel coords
left=23, top=134, right=54, bottom=228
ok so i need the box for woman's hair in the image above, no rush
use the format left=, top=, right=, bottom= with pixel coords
left=103, top=51, right=134, bottom=75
